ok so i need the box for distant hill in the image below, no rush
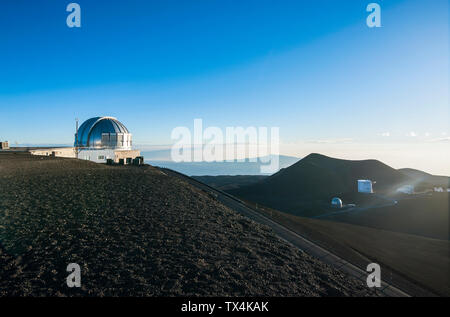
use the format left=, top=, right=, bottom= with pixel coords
left=399, top=168, right=449, bottom=187
left=193, top=175, right=268, bottom=191
left=228, top=153, right=413, bottom=215
left=147, top=155, right=300, bottom=176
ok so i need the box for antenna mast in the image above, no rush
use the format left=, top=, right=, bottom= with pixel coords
left=75, top=118, right=79, bottom=158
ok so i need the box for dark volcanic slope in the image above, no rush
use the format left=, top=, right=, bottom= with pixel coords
left=229, top=153, right=412, bottom=215
left=0, top=153, right=373, bottom=296
left=192, top=175, right=268, bottom=191
left=399, top=168, right=450, bottom=187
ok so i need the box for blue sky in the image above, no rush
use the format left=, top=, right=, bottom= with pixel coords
left=0, top=0, right=449, bottom=174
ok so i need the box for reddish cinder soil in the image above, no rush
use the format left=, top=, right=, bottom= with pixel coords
left=0, top=153, right=375, bottom=296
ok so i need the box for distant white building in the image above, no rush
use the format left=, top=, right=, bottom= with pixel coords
left=434, top=187, right=444, bottom=192
left=397, top=185, right=414, bottom=195
left=29, top=116, right=141, bottom=164
left=331, top=197, right=343, bottom=208
left=358, top=180, right=373, bottom=193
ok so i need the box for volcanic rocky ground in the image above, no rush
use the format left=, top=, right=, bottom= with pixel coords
left=0, top=153, right=375, bottom=296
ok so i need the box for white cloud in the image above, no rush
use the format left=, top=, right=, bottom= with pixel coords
left=430, top=137, right=450, bottom=142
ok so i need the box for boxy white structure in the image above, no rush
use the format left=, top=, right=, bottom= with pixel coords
left=358, top=180, right=373, bottom=193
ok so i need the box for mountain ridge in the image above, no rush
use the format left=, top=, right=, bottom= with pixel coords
left=228, top=153, right=414, bottom=215
left=398, top=168, right=449, bottom=187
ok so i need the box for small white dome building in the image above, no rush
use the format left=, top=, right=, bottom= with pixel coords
left=28, top=116, right=142, bottom=165
left=331, top=197, right=343, bottom=208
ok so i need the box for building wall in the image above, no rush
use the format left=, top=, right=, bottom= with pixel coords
left=30, top=147, right=76, bottom=158
left=0, top=141, right=9, bottom=149
left=78, top=149, right=115, bottom=163
left=114, top=150, right=141, bottom=163
left=78, top=149, right=141, bottom=164
left=29, top=147, right=141, bottom=164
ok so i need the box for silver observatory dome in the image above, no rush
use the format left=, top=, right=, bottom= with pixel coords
left=75, top=117, right=132, bottom=150
left=331, top=197, right=343, bottom=208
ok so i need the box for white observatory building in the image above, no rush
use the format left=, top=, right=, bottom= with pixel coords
left=29, top=116, right=141, bottom=164
left=74, top=117, right=140, bottom=163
